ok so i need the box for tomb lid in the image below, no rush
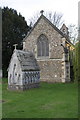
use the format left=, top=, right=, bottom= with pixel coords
left=16, top=50, right=40, bottom=71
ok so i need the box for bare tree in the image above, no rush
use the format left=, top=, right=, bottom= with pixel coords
left=68, top=24, right=78, bottom=44
left=46, top=11, right=64, bottom=28
left=29, top=11, right=78, bottom=44
left=78, top=25, right=80, bottom=41
left=29, top=11, right=64, bottom=28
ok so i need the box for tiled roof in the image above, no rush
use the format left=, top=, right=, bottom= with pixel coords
left=16, top=50, right=40, bottom=71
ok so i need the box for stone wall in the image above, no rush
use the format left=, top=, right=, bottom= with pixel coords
left=24, top=16, right=70, bottom=82
left=8, top=83, right=40, bottom=91
left=24, top=17, right=63, bottom=59
left=37, top=59, right=63, bottom=82
left=8, top=51, right=22, bottom=85
left=22, top=71, right=40, bottom=84
left=8, top=50, right=40, bottom=90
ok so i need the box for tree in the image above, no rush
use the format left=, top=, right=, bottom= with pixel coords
left=72, top=25, right=80, bottom=82
left=46, top=11, right=64, bottom=28
left=0, top=8, right=2, bottom=71
left=29, top=11, right=78, bottom=45
left=2, top=7, right=30, bottom=77
left=68, top=24, right=78, bottom=44
left=73, top=41, right=80, bottom=82
left=29, top=11, right=64, bottom=28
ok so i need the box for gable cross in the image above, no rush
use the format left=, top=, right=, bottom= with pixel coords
left=13, top=44, right=18, bottom=50
left=40, top=10, right=44, bottom=15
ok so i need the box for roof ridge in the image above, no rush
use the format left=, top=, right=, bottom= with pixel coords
left=23, top=14, right=73, bottom=46
left=23, top=14, right=66, bottom=42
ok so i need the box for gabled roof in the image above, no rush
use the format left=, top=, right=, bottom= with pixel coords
left=23, top=15, right=66, bottom=41
left=60, top=24, right=68, bottom=30
left=16, top=50, right=40, bottom=71
left=8, top=50, right=40, bottom=71
left=23, top=15, right=64, bottom=41
left=23, top=15, right=72, bottom=45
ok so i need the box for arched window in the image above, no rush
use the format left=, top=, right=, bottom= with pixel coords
left=37, top=34, right=49, bottom=57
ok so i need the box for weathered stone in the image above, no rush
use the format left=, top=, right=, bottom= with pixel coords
left=23, top=14, right=72, bottom=82
left=8, top=50, right=40, bottom=90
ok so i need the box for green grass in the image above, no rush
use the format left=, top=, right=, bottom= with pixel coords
left=2, top=78, right=78, bottom=118
left=0, top=78, right=2, bottom=119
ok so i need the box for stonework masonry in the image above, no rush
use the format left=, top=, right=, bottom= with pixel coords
left=23, top=15, right=71, bottom=83
left=8, top=50, right=40, bottom=90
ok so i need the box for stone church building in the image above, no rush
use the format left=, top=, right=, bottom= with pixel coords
left=23, top=12, right=74, bottom=83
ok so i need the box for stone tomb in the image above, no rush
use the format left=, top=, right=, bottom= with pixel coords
left=8, top=49, right=40, bottom=90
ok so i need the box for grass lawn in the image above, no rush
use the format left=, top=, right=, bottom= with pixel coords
left=2, top=78, right=78, bottom=118
left=0, top=78, right=2, bottom=119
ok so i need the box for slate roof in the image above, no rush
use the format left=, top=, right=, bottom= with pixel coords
left=23, top=14, right=74, bottom=47
left=15, top=50, right=40, bottom=71
left=23, top=15, right=65, bottom=42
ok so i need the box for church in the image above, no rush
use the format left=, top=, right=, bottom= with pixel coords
left=8, top=11, right=74, bottom=90
left=23, top=11, right=74, bottom=83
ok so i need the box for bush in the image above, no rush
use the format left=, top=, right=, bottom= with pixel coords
left=73, top=41, right=80, bottom=82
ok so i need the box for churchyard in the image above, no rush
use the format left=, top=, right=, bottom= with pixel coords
left=2, top=78, right=78, bottom=118
left=0, top=79, right=2, bottom=119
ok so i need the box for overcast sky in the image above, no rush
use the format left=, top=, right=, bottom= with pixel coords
left=1, top=0, right=80, bottom=26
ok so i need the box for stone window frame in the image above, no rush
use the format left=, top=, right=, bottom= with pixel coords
left=37, top=34, right=49, bottom=58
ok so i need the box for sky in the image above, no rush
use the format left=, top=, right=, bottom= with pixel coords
left=1, top=0, right=80, bottom=26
